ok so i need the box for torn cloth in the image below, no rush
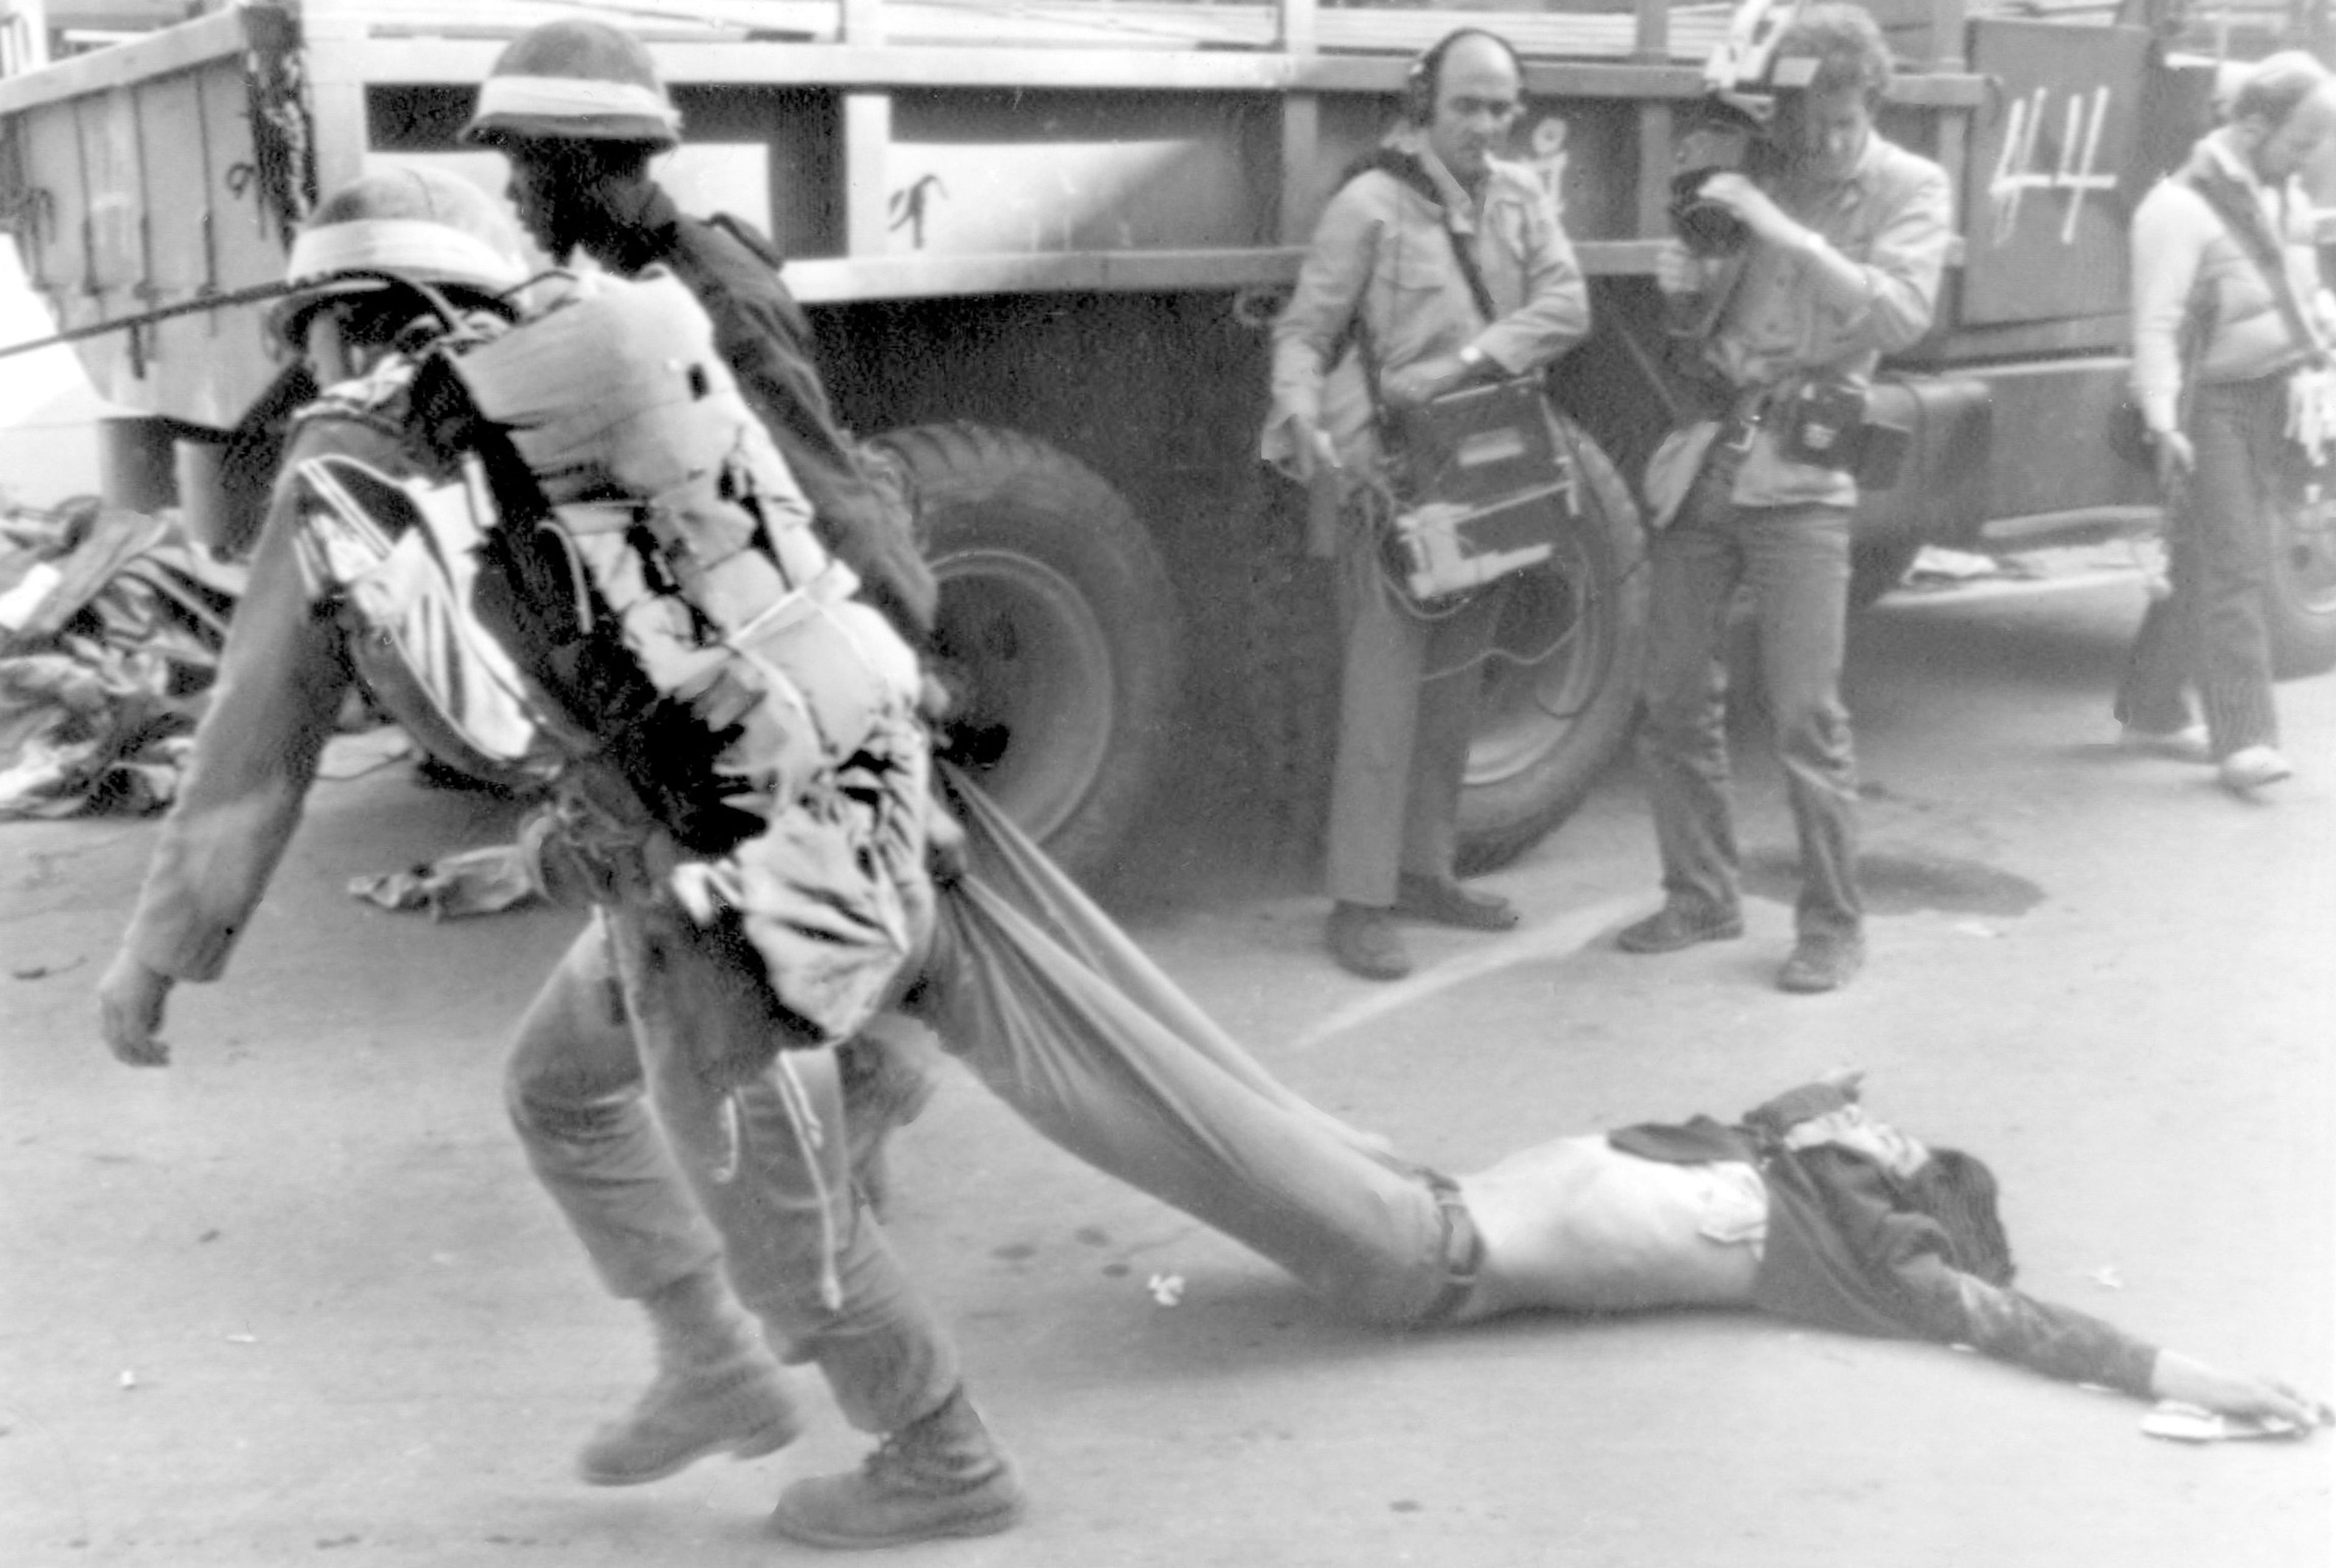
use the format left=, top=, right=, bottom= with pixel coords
left=0, top=501, right=242, bottom=820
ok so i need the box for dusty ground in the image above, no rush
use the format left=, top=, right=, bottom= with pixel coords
left=2, top=561, right=2331, bottom=1567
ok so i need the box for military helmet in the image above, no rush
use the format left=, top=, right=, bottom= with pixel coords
left=276, top=165, right=529, bottom=344
left=461, top=19, right=682, bottom=151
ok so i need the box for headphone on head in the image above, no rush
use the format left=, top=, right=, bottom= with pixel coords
left=1405, top=29, right=1529, bottom=125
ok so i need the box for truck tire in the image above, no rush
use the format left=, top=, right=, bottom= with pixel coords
left=1240, top=418, right=1650, bottom=876
left=1453, top=421, right=1650, bottom=872
left=873, top=423, right=1185, bottom=884
left=2270, top=488, right=2336, bottom=679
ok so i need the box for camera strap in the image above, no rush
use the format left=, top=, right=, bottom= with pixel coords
left=2181, top=159, right=2326, bottom=368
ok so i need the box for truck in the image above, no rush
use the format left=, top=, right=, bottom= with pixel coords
left=4, top=0, right=2334, bottom=882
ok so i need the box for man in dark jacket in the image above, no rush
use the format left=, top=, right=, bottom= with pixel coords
left=461, top=16, right=936, bottom=646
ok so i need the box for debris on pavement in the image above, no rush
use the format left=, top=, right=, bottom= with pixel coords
left=2141, top=1402, right=2312, bottom=1443
left=318, top=726, right=416, bottom=780
left=1904, top=546, right=2002, bottom=585
left=0, top=498, right=242, bottom=820
left=348, top=843, right=542, bottom=920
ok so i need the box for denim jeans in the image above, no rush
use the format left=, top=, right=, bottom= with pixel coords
left=506, top=913, right=960, bottom=1435
left=1636, top=447, right=1863, bottom=940
left=2113, top=374, right=2285, bottom=757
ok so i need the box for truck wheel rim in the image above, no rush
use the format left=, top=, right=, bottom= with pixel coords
left=930, top=546, right=1115, bottom=844
left=1466, top=538, right=1610, bottom=789
left=2284, top=493, right=2336, bottom=617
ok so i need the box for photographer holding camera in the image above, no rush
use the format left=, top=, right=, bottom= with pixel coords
left=1263, top=29, right=1590, bottom=981
left=1619, top=1, right=1950, bottom=994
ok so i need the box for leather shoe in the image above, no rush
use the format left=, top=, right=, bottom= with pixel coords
left=2218, top=745, right=2293, bottom=793
left=1777, top=932, right=1865, bottom=994
left=1327, top=903, right=1410, bottom=980
left=1392, top=873, right=1520, bottom=931
left=1615, top=902, right=1744, bottom=955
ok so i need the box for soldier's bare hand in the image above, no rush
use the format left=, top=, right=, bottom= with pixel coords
left=97, top=949, right=174, bottom=1067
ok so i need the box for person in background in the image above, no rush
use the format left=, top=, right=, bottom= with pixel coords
left=461, top=16, right=936, bottom=648
left=2116, top=51, right=2336, bottom=794
left=1622, top=1, right=1950, bottom=993
left=1264, top=27, right=1590, bottom=982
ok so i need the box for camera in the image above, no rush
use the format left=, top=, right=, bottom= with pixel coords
left=1667, top=169, right=1751, bottom=258
left=1666, top=112, right=1758, bottom=258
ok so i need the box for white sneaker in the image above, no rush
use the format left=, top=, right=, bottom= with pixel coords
left=2218, top=745, right=2293, bottom=793
left=2119, top=722, right=2211, bottom=763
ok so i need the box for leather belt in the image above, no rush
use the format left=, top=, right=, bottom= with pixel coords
left=1410, top=1171, right=1486, bottom=1330
left=1716, top=384, right=1773, bottom=455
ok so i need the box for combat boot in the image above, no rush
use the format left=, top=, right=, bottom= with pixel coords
left=767, top=1385, right=1026, bottom=1547
left=576, top=1266, right=801, bottom=1486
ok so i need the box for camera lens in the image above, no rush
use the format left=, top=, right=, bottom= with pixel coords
left=1667, top=170, right=1749, bottom=258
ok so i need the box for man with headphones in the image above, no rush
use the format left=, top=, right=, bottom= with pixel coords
left=1264, top=29, right=1590, bottom=981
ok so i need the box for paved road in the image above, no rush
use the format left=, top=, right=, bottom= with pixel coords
left=3, top=563, right=2330, bottom=1567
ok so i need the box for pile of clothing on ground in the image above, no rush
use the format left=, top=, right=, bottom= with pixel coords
left=1, top=493, right=548, bottom=918
left=0, top=497, right=243, bottom=819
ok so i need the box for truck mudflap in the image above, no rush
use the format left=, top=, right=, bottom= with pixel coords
left=1849, top=373, right=1992, bottom=606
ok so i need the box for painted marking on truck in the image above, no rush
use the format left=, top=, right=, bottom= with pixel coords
left=1987, top=85, right=2117, bottom=248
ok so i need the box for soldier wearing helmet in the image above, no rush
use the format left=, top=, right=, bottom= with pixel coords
left=98, top=165, right=544, bottom=1092
left=457, top=19, right=1020, bottom=1550
left=273, top=165, right=532, bottom=385
left=97, top=159, right=1024, bottom=1550
left=461, top=16, right=939, bottom=647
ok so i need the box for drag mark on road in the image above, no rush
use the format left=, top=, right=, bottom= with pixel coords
left=1286, top=893, right=1645, bottom=1053
left=1743, top=848, right=2043, bottom=918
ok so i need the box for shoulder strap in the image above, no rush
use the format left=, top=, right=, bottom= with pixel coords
left=701, top=211, right=788, bottom=273
left=1340, top=149, right=1500, bottom=324
left=1441, top=215, right=1499, bottom=327
left=2181, top=165, right=2324, bottom=362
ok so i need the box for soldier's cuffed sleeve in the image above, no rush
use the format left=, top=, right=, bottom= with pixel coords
left=123, top=431, right=358, bottom=982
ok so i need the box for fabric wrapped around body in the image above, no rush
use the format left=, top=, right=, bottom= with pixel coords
left=297, top=268, right=932, bottom=1057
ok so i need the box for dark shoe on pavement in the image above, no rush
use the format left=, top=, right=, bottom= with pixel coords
left=1392, top=873, right=1520, bottom=931
left=1327, top=902, right=1411, bottom=980
left=1615, top=902, right=1745, bottom=955
left=768, top=1386, right=1027, bottom=1548
left=577, top=1351, right=802, bottom=1486
left=1777, top=932, right=1865, bottom=994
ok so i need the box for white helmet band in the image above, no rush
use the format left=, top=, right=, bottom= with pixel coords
left=287, top=218, right=524, bottom=294
left=472, top=74, right=681, bottom=136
